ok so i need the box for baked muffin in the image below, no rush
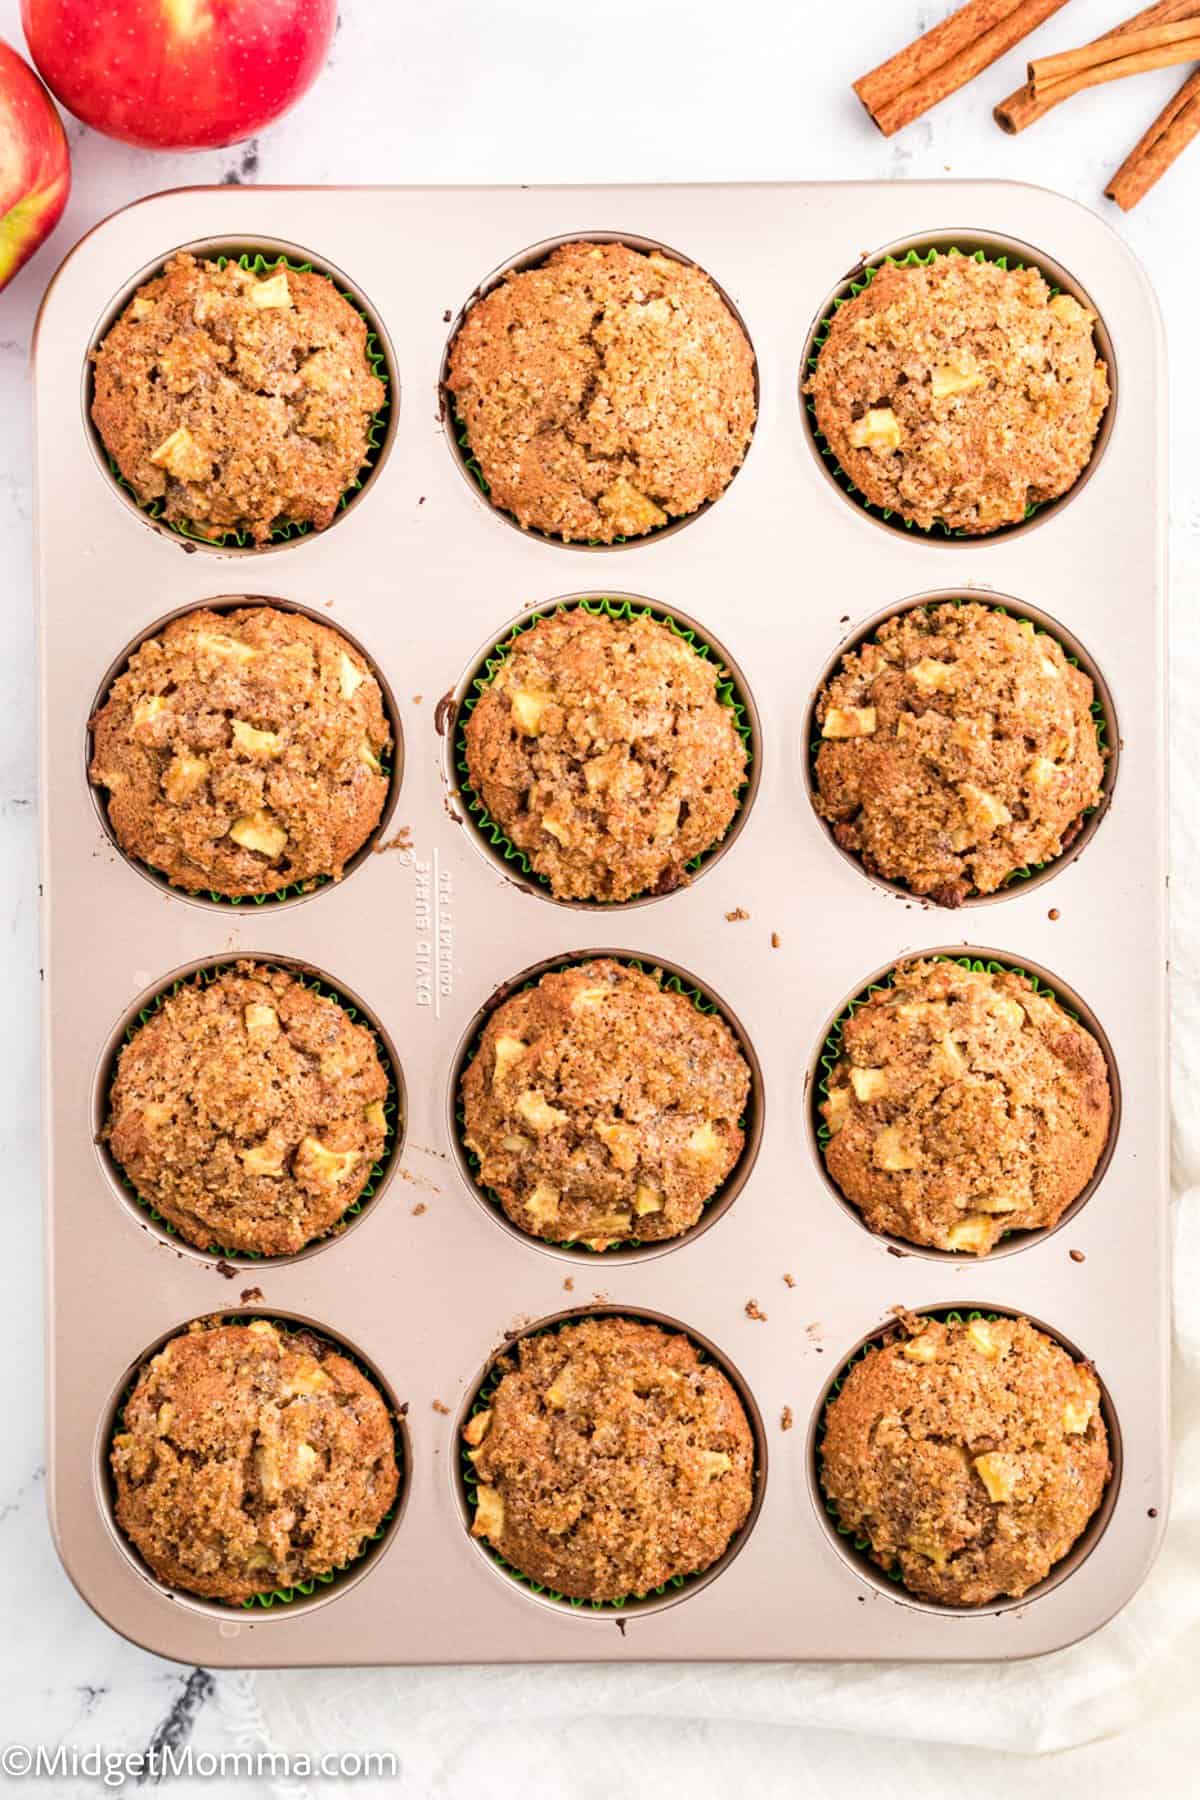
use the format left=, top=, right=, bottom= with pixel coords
left=820, top=1310, right=1110, bottom=1605
left=461, top=959, right=751, bottom=1248
left=91, top=252, right=385, bottom=543
left=806, top=254, right=1108, bottom=534
left=821, top=959, right=1111, bottom=1254
left=89, top=606, right=391, bottom=898
left=813, top=604, right=1105, bottom=904
left=464, top=1315, right=755, bottom=1600
left=444, top=241, right=756, bottom=542
left=111, top=1319, right=398, bottom=1602
left=462, top=609, right=747, bottom=901
left=106, top=962, right=389, bottom=1257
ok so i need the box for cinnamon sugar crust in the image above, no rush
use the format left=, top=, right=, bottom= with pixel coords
left=820, top=1311, right=1110, bottom=1605
left=89, top=606, right=391, bottom=898
left=806, top=254, right=1108, bottom=535
left=461, top=959, right=751, bottom=1249
left=464, top=1316, right=754, bottom=1600
left=107, top=963, right=389, bottom=1257
left=445, top=241, right=756, bottom=542
left=813, top=603, right=1105, bottom=904
left=463, top=609, right=747, bottom=902
left=92, top=252, right=385, bottom=543
left=111, top=1320, right=398, bottom=1602
left=821, top=959, right=1111, bottom=1254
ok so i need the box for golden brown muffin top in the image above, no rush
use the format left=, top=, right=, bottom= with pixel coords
left=813, top=604, right=1105, bottom=904
left=461, top=959, right=751, bottom=1249
left=91, top=252, right=385, bottom=543
left=107, top=962, right=390, bottom=1258
left=89, top=606, right=391, bottom=898
left=462, top=609, right=747, bottom=902
left=806, top=255, right=1108, bottom=535
left=111, top=1319, right=398, bottom=1602
left=445, top=241, right=756, bottom=542
left=820, top=1311, right=1110, bottom=1606
left=821, top=959, right=1111, bottom=1255
left=465, top=1315, right=755, bottom=1600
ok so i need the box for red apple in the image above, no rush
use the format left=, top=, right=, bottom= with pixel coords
left=0, top=37, right=69, bottom=292
left=20, top=0, right=336, bottom=151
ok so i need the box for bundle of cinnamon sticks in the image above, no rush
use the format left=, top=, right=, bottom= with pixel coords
left=854, top=0, right=1200, bottom=210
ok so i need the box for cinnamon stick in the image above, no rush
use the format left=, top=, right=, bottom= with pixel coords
left=854, top=0, right=1072, bottom=137
left=1106, top=65, right=1200, bottom=205
left=995, top=1, right=1200, bottom=133
left=1030, top=17, right=1200, bottom=94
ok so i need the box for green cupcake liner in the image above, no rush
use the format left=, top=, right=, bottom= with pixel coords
left=99, top=251, right=391, bottom=550
left=816, top=1308, right=1000, bottom=1583
left=814, top=954, right=1076, bottom=1251
left=111, top=1313, right=403, bottom=1610
left=455, top=597, right=753, bottom=901
left=809, top=599, right=1110, bottom=897
left=461, top=1313, right=752, bottom=1611
left=456, top=954, right=751, bottom=1254
left=805, top=246, right=1062, bottom=539
left=108, top=962, right=401, bottom=1263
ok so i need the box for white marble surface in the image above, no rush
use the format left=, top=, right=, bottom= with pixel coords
left=0, top=0, right=1197, bottom=1793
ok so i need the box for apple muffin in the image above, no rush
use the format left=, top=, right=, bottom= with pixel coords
left=461, top=959, right=751, bottom=1249
left=106, top=962, right=390, bottom=1257
left=111, top=1319, right=398, bottom=1603
left=444, top=241, right=756, bottom=542
left=91, top=251, right=385, bottom=543
left=464, top=1315, right=755, bottom=1600
left=813, top=604, right=1105, bottom=905
left=821, top=959, right=1111, bottom=1254
left=820, top=1311, right=1110, bottom=1606
left=462, top=609, right=747, bottom=901
left=806, top=254, right=1109, bottom=534
left=89, top=605, right=391, bottom=898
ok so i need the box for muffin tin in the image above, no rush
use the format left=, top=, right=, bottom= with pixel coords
left=34, top=183, right=1168, bottom=1666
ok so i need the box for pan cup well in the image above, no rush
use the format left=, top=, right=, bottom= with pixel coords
left=440, top=229, right=760, bottom=549
left=86, top=594, right=404, bottom=912
left=92, top=954, right=406, bottom=1268
left=444, top=593, right=761, bottom=910
left=806, top=1303, right=1123, bottom=1616
left=97, top=1310, right=410, bottom=1620
left=453, top=1304, right=768, bottom=1616
left=82, top=235, right=397, bottom=555
left=805, top=946, right=1121, bottom=1263
left=447, top=948, right=765, bottom=1264
left=801, top=589, right=1119, bottom=907
left=799, top=230, right=1117, bottom=544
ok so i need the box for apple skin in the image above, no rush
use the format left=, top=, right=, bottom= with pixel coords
left=20, top=0, right=337, bottom=151
left=0, top=37, right=70, bottom=292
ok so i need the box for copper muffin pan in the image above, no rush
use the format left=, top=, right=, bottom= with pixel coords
left=34, top=183, right=1168, bottom=1667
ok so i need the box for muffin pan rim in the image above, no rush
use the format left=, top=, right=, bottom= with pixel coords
left=800, top=586, right=1120, bottom=908
left=804, top=1301, right=1124, bottom=1616
left=36, top=180, right=1168, bottom=1667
